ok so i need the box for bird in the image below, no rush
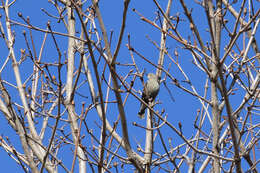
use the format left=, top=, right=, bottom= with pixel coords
left=138, top=73, right=160, bottom=119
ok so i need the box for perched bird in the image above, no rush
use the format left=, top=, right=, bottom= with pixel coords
left=138, top=73, right=160, bottom=119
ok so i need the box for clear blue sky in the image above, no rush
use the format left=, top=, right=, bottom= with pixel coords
left=0, top=0, right=259, bottom=172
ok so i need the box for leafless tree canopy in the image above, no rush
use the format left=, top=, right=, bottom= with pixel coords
left=0, top=0, right=259, bottom=172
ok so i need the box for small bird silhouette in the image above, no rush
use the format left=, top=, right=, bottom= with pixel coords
left=138, top=73, right=160, bottom=119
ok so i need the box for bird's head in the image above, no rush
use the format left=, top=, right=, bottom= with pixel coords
left=147, top=73, right=159, bottom=82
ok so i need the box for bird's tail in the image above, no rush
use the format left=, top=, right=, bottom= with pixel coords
left=138, top=104, right=146, bottom=119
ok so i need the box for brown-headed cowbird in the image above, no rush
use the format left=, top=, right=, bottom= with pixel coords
left=138, top=73, right=160, bottom=119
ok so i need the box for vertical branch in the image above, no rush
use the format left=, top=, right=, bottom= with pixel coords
left=91, top=0, right=144, bottom=172
left=71, top=2, right=109, bottom=172
left=215, top=0, right=222, bottom=58
left=65, top=1, right=75, bottom=102
left=40, top=22, right=63, bottom=173
left=222, top=0, right=259, bottom=55
left=112, top=0, right=131, bottom=63
left=144, top=108, right=153, bottom=173
left=179, top=0, right=210, bottom=67
left=205, top=1, right=221, bottom=172
left=3, top=0, right=38, bottom=141
left=2, top=1, right=57, bottom=172
left=144, top=0, right=172, bottom=172
left=218, top=69, right=242, bottom=173
left=64, top=1, right=86, bottom=172
left=75, top=5, right=143, bottom=167
left=157, top=0, right=172, bottom=77
left=0, top=76, right=39, bottom=173
left=30, top=31, right=46, bottom=119
left=216, top=1, right=242, bottom=172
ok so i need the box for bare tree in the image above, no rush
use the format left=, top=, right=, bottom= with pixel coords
left=0, top=0, right=259, bottom=172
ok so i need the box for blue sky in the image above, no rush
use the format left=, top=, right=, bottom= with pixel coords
left=0, top=0, right=259, bottom=172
